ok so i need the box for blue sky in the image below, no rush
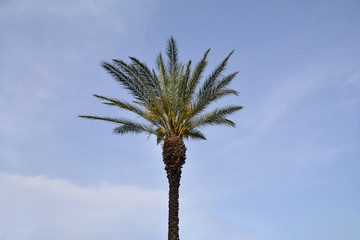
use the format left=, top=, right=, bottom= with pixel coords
left=1, top=0, right=359, bottom=239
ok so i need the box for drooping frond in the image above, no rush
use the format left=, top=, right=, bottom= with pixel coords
left=78, top=115, right=155, bottom=135
left=92, top=94, right=162, bottom=126
left=112, top=123, right=155, bottom=135
left=94, top=94, right=143, bottom=113
left=129, top=57, right=161, bottom=96
left=193, top=105, right=243, bottom=128
left=183, top=129, right=207, bottom=140
left=101, top=61, right=148, bottom=103
left=112, top=59, right=156, bottom=97
left=155, top=127, right=167, bottom=144
left=80, top=37, right=242, bottom=144
left=78, top=115, right=132, bottom=125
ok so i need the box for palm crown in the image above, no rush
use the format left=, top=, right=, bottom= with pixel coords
left=79, top=36, right=242, bottom=143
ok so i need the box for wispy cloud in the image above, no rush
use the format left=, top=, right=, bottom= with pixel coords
left=233, top=52, right=360, bottom=169
left=0, top=172, right=266, bottom=240
left=254, top=59, right=360, bottom=134
left=0, top=172, right=167, bottom=240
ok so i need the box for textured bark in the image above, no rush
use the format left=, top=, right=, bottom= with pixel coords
left=162, top=135, right=186, bottom=240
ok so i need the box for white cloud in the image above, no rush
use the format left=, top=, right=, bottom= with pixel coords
left=0, top=172, right=167, bottom=240
left=0, top=172, right=266, bottom=240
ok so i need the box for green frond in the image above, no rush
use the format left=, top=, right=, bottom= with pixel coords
left=177, top=60, right=191, bottom=105
left=109, top=59, right=168, bottom=124
left=166, top=36, right=179, bottom=76
left=189, top=53, right=238, bottom=118
left=111, top=59, right=148, bottom=96
left=182, top=48, right=210, bottom=116
left=190, top=86, right=239, bottom=118
left=113, top=122, right=155, bottom=135
left=78, top=115, right=128, bottom=124
left=129, top=57, right=161, bottom=96
left=81, top=37, right=241, bottom=143
left=94, top=94, right=142, bottom=112
left=92, top=94, right=163, bottom=126
left=214, top=71, right=239, bottom=91
left=182, top=49, right=210, bottom=108
left=156, top=53, right=168, bottom=92
left=101, top=61, right=148, bottom=103
left=78, top=115, right=156, bottom=136
left=155, top=128, right=167, bottom=144
left=198, top=50, right=234, bottom=98
left=215, top=88, right=239, bottom=97
left=132, top=100, right=170, bottom=133
left=183, top=129, right=207, bottom=140
left=193, top=105, right=243, bottom=128
left=180, top=60, right=192, bottom=95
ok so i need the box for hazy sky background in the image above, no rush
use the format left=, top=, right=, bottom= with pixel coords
left=1, top=0, right=359, bottom=240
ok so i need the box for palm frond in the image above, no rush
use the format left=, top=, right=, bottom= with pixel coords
left=190, top=85, right=239, bottom=118
left=81, top=37, right=242, bottom=143
left=156, top=53, right=168, bottom=93
left=78, top=115, right=155, bottom=136
left=129, top=57, right=161, bottom=96
left=193, top=105, right=243, bottom=128
left=182, top=49, right=210, bottom=108
left=214, top=71, right=239, bottom=91
left=155, top=127, right=167, bottom=144
left=189, top=52, right=238, bottom=118
left=110, top=59, right=168, bottom=124
left=183, top=129, right=207, bottom=140
left=112, top=59, right=147, bottom=96
left=92, top=94, right=163, bottom=126
left=166, top=36, right=179, bottom=76
left=178, top=60, right=192, bottom=99
left=198, top=50, right=234, bottom=98
left=113, top=122, right=155, bottom=135
left=101, top=61, right=148, bottom=103
left=78, top=115, right=129, bottom=124
left=94, top=94, right=142, bottom=112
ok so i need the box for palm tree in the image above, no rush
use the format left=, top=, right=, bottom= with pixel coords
left=79, top=36, right=242, bottom=240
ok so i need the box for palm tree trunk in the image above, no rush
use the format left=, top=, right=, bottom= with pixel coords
left=162, top=135, right=186, bottom=240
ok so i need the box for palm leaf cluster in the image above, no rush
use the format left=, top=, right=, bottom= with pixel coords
left=79, top=37, right=242, bottom=144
